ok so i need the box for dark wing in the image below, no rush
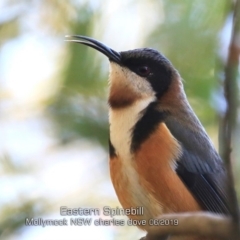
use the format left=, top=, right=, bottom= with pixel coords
left=165, top=117, right=230, bottom=214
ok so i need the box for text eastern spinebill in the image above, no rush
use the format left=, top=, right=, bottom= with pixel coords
left=25, top=206, right=144, bottom=227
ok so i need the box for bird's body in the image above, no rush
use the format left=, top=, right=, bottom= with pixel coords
left=108, top=63, right=202, bottom=222
left=66, top=36, right=230, bottom=240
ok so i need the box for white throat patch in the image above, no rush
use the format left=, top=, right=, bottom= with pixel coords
left=109, top=96, right=155, bottom=161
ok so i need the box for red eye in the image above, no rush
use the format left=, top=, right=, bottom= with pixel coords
left=137, top=66, right=151, bottom=76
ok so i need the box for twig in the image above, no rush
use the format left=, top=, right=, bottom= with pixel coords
left=222, top=0, right=240, bottom=237
left=144, top=212, right=234, bottom=240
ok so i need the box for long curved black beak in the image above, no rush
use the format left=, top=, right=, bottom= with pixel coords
left=65, top=35, right=121, bottom=63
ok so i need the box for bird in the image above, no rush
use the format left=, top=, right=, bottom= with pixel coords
left=65, top=35, right=230, bottom=240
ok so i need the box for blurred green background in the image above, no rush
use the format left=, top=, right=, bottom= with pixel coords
left=0, top=0, right=239, bottom=239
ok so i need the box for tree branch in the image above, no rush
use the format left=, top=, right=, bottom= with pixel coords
left=222, top=0, right=240, bottom=235
left=144, top=213, right=234, bottom=240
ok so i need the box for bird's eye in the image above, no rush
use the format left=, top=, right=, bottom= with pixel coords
left=137, top=66, right=151, bottom=77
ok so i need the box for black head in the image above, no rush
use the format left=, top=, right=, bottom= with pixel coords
left=65, top=35, right=178, bottom=100
left=119, top=48, right=177, bottom=98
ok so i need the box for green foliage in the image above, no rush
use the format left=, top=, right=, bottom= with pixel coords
left=0, top=198, right=48, bottom=238
left=0, top=155, right=49, bottom=238
left=47, top=6, right=109, bottom=147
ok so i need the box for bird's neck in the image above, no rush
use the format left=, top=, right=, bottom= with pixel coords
left=158, top=76, right=204, bottom=132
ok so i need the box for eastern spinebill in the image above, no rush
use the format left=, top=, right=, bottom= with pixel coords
left=65, top=35, right=230, bottom=240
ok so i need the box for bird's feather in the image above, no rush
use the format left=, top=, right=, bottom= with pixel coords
left=165, top=116, right=230, bottom=214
